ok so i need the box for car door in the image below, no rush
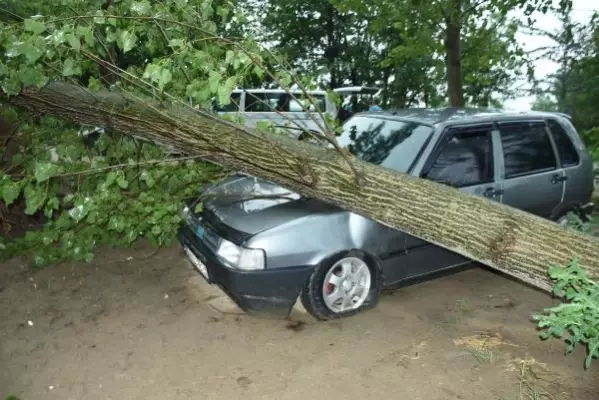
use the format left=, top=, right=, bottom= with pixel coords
left=392, top=123, right=501, bottom=281
left=497, top=120, right=564, bottom=218
left=546, top=118, right=593, bottom=210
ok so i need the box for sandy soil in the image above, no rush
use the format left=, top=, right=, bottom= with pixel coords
left=1, top=244, right=598, bottom=400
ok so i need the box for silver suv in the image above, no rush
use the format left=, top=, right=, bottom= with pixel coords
left=178, top=108, right=595, bottom=320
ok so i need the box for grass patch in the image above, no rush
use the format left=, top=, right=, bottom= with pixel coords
left=516, top=359, right=553, bottom=400
left=465, top=347, right=498, bottom=364
left=453, top=298, right=471, bottom=323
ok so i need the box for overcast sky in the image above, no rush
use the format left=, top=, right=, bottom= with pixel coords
left=503, top=0, right=598, bottom=110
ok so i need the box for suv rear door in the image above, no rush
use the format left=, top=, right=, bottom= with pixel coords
left=497, top=120, right=564, bottom=218
left=545, top=118, right=594, bottom=210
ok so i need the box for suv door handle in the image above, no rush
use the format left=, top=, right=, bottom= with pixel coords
left=551, top=174, right=568, bottom=184
left=483, top=187, right=504, bottom=197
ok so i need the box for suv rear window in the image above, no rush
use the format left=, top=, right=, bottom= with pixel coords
left=338, top=116, right=433, bottom=173
left=498, top=121, right=557, bottom=178
left=547, top=119, right=580, bottom=167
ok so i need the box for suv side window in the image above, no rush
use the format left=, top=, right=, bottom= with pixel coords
left=214, top=92, right=241, bottom=112
left=546, top=118, right=580, bottom=167
left=425, top=126, right=494, bottom=187
left=499, top=121, right=557, bottom=178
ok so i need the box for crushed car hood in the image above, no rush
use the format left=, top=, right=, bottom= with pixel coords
left=198, top=175, right=339, bottom=235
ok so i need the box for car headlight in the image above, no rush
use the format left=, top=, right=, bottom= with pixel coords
left=216, top=238, right=265, bottom=270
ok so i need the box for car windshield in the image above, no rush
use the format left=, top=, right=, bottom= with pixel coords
left=337, top=116, right=434, bottom=173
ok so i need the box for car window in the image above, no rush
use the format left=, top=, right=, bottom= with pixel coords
left=547, top=119, right=580, bottom=167
left=244, top=92, right=326, bottom=113
left=499, top=121, right=557, bottom=178
left=424, top=127, right=494, bottom=187
left=245, top=92, right=277, bottom=112
left=338, top=116, right=433, bottom=173
left=214, top=92, right=241, bottom=112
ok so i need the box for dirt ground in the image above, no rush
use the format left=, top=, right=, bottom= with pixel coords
left=1, top=244, right=598, bottom=400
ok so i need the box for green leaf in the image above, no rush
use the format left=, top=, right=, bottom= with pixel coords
left=0, top=178, right=21, bottom=206
left=140, top=170, right=155, bottom=188
left=217, top=6, right=231, bottom=21
left=151, top=225, right=162, bottom=235
left=218, top=85, right=232, bottom=106
left=20, top=41, right=44, bottom=64
left=108, top=215, right=126, bottom=232
left=158, top=68, right=172, bottom=90
left=93, top=11, right=106, bottom=24
left=125, top=229, right=138, bottom=243
left=24, top=184, right=46, bottom=215
left=66, top=33, right=81, bottom=52
left=19, top=65, right=49, bottom=88
left=131, top=0, right=152, bottom=15
left=118, top=30, right=137, bottom=53
left=69, top=202, right=89, bottom=221
left=24, top=19, right=46, bottom=35
left=0, top=62, right=8, bottom=77
left=225, top=50, right=235, bottom=65
left=256, top=120, right=271, bottom=132
left=44, top=196, right=60, bottom=218
left=34, top=162, right=60, bottom=183
left=62, top=58, right=82, bottom=77
left=208, top=70, right=222, bottom=93
left=76, top=25, right=95, bottom=46
left=117, top=176, right=129, bottom=189
left=105, top=171, right=118, bottom=187
left=168, top=38, right=185, bottom=49
left=88, top=76, right=101, bottom=92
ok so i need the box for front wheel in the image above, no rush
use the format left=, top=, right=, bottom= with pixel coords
left=300, top=251, right=381, bottom=320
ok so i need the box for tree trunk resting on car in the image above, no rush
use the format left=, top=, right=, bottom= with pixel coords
left=8, top=82, right=599, bottom=292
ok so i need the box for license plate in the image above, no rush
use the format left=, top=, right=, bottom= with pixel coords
left=184, top=246, right=209, bottom=280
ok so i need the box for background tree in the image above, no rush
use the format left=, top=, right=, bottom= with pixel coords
left=529, top=9, right=599, bottom=154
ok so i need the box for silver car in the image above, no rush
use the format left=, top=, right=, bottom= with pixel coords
left=178, top=109, right=595, bottom=320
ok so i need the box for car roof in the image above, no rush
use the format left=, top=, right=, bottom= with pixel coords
left=355, top=108, right=571, bottom=126
left=231, top=88, right=327, bottom=95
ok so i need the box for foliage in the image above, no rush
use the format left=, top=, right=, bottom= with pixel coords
left=533, top=214, right=599, bottom=368
left=535, top=258, right=599, bottom=369
left=0, top=0, right=337, bottom=265
left=258, top=0, right=566, bottom=107
left=0, top=110, right=224, bottom=265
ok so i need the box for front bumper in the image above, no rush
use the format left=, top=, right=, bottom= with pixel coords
left=178, top=225, right=314, bottom=317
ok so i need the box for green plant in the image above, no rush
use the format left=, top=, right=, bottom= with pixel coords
left=563, top=211, right=595, bottom=234
left=535, top=258, right=599, bottom=369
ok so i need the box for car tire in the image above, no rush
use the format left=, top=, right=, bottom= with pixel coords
left=300, top=250, right=382, bottom=321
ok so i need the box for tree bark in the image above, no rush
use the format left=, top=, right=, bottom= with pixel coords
left=8, top=82, right=599, bottom=292
left=444, top=0, right=465, bottom=107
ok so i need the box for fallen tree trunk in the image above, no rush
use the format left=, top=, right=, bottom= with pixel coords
left=9, top=82, right=599, bottom=291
